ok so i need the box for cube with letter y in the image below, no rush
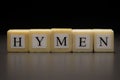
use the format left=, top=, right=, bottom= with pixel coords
left=94, top=29, right=114, bottom=52
left=7, top=29, right=29, bottom=52
left=51, top=28, right=72, bottom=52
left=72, top=29, right=93, bottom=52
left=29, top=29, right=51, bottom=52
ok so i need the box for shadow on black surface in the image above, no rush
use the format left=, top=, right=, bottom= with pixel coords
left=0, top=53, right=115, bottom=80
left=0, top=31, right=120, bottom=80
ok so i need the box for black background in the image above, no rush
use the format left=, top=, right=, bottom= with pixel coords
left=1, top=1, right=120, bottom=80
left=0, top=1, right=120, bottom=35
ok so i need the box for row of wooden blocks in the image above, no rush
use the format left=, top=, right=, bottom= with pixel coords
left=7, top=29, right=114, bottom=53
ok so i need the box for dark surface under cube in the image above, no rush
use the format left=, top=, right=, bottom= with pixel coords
left=1, top=8, right=120, bottom=79
left=0, top=34, right=120, bottom=80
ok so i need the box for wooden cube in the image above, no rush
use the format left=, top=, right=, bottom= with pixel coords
left=72, top=29, right=93, bottom=52
left=51, top=28, right=72, bottom=52
left=29, top=29, right=51, bottom=52
left=94, top=29, right=114, bottom=52
left=7, top=29, right=29, bottom=52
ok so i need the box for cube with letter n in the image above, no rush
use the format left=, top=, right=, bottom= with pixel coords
left=94, top=29, right=114, bottom=52
left=51, top=28, right=72, bottom=52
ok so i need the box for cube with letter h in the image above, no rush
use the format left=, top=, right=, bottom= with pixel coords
left=51, top=28, right=72, bottom=52
left=94, top=29, right=114, bottom=52
left=72, top=29, right=93, bottom=52
left=29, top=29, right=51, bottom=52
left=7, top=30, right=29, bottom=52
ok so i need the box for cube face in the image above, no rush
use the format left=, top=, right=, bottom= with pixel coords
left=94, top=29, right=114, bottom=52
left=29, top=29, right=51, bottom=52
left=51, top=29, right=72, bottom=52
left=7, top=29, right=114, bottom=53
left=7, top=30, right=29, bottom=52
left=54, top=34, right=69, bottom=48
left=72, top=29, right=93, bottom=52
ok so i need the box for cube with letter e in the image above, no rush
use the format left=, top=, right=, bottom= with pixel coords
left=72, top=29, right=93, bottom=52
